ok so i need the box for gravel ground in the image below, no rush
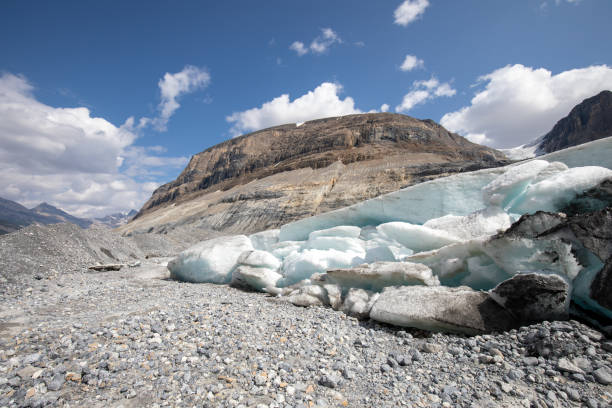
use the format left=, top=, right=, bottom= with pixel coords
left=1, top=225, right=612, bottom=407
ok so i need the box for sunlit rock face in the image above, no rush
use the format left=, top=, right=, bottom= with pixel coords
left=121, top=113, right=508, bottom=238
left=167, top=137, right=612, bottom=333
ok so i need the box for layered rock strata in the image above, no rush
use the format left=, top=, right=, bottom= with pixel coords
left=122, top=113, right=507, bottom=237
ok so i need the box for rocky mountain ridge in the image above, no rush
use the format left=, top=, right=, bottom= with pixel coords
left=502, top=90, right=612, bottom=159
left=123, top=113, right=509, bottom=238
left=538, top=90, right=612, bottom=154
left=0, top=197, right=136, bottom=234
left=0, top=198, right=91, bottom=235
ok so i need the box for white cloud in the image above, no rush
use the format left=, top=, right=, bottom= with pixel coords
left=440, top=64, right=612, bottom=148
left=395, top=77, right=456, bottom=112
left=152, top=65, right=210, bottom=131
left=400, top=54, right=424, bottom=71
left=394, top=0, right=429, bottom=26
left=290, top=28, right=342, bottom=56
left=380, top=103, right=390, bottom=113
left=289, top=41, right=308, bottom=56
left=0, top=73, right=188, bottom=217
left=226, top=82, right=361, bottom=136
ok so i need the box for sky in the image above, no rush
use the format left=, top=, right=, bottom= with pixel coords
left=1, top=0, right=611, bottom=217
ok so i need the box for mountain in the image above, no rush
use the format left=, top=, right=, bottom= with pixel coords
left=502, top=90, right=612, bottom=159
left=0, top=197, right=46, bottom=234
left=94, top=209, right=137, bottom=228
left=0, top=198, right=92, bottom=234
left=121, top=113, right=509, bottom=238
left=31, top=202, right=92, bottom=229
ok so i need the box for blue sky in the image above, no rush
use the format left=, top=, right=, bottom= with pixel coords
left=1, top=0, right=611, bottom=216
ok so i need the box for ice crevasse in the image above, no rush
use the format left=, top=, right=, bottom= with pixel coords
left=168, top=137, right=612, bottom=324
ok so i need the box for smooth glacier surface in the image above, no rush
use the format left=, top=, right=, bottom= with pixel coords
left=168, top=137, right=612, bottom=320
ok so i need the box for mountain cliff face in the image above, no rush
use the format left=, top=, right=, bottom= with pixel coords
left=538, top=90, right=612, bottom=154
left=122, top=113, right=509, bottom=237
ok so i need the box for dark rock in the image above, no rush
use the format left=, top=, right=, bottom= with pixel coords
left=562, top=179, right=612, bottom=216
left=567, top=207, right=612, bottom=261
left=87, top=264, right=124, bottom=272
left=490, top=273, right=569, bottom=324
left=319, top=374, right=341, bottom=388
left=538, top=90, right=612, bottom=154
left=590, top=259, right=612, bottom=310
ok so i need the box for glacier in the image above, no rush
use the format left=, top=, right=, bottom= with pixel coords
left=167, top=137, right=612, bottom=331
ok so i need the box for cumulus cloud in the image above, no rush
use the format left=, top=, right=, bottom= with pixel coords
left=0, top=73, right=188, bottom=217
left=226, top=82, right=361, bottom=136
left=289, top=28, right=342, bottom=56
left=394, top=0, right=429, bottom=26
left=395, top=77, right=456, bottom=113
left=152, top=65, right=210, bottom=131
left=400, top=54, right=424, bottom=72
left=380, top=103, right=390, bottom=113
left=440, top=64, right=612, bottom=148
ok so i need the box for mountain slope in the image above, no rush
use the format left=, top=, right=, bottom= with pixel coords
left=122, top=113, right=509, bottom=238
left=0, top=198, right=47, bottom=234
left=502, top=90, right=612, bottom=159
left=32, top=202, right=92, bottom=229
left=0, top=198, right=92, bottom=234
left=538, top=90, right=612, bottom=154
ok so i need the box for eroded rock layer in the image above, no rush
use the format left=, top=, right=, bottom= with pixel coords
left=123, top=113, right=508, bottom=237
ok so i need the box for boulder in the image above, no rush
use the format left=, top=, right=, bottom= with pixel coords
left=490, top=273, right=569, bottom=324
left=369, top=285, right=517, bottom=334
left=326, top=261, right=439, bottom=292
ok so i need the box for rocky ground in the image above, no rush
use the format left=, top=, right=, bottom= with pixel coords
left=1, top=225, right=611, bottom=407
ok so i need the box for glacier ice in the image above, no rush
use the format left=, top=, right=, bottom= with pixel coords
left=249, top=229, right=280, bottom=251
left=237, top=250, right=281, bottom=270
left=422, top=208, right=512, bottom=240
left=325, top=262, right=439, bottom=292
left=231, top=266, right=282, bottom=292
left=168, top=235, right=253, bottom=283
left=278, top=167, right=508, bottom=241
left=270, top=240, right=304, bottom=260
left=305, top=236, right=365, bottom=254
left=309, top=226, right=361, bottom=239
left=167, top=137, right=612, bottom=326
left=540, top=136, right=612, bottom=168
left=376, top=222, right=461, bottom=253
left=509, top=166, right=612, bottom=214
left=482, top=160, right=552, bottom=208
left=280, top=248, right=365, bottom=286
